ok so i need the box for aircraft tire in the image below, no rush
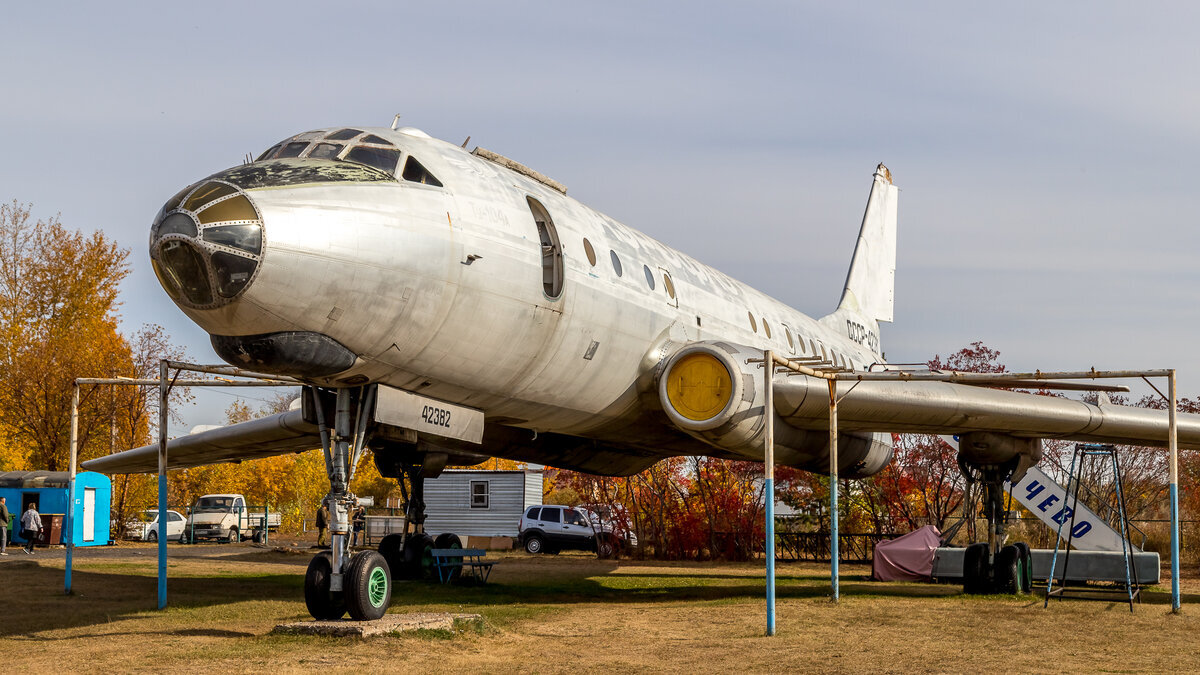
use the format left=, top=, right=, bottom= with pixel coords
left=346, top=550, right=392, bottom=621
left=1012, top=542, right=1033, bottom=593
left=434, top=533, right=463, bottom=582
left=962, top=543, right=990, bottom=594
left=403, top=533, right=435, bottom=580
left=378, top=534, right=405, bottom=580
left=304, top=552, right=347, bottom=620
left=993, top=545, right=1021, bottom=594
left=524, top=533, right=545, bottom=554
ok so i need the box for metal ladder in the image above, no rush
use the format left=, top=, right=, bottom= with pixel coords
left=1044, top=444, right=1140, bottom=611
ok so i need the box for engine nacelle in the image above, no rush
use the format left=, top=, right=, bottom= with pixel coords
left=657, top=341, right=894, bottom=479
left=958, top=431, right=1042, bottom=482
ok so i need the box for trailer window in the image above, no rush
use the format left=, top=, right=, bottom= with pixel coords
left=470, top=480, right=490, bottom=509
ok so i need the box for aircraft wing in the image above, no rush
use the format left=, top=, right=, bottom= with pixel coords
left=82, top=409, right=321, bottom=474
left=772, top=376, right=1200, bottom=448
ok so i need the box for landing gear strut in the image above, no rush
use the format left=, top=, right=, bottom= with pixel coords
left=302, top=386, right=392, bottom=621
left=377, top=462, right=437, bottom=580
left=959, top=459, right=1032, bottom=595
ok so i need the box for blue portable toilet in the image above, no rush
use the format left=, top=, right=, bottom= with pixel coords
left=0, top=471, right=111, bottom=547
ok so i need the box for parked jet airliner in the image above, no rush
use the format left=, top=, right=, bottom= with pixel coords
left=86, top=123, right=1200, bottom=620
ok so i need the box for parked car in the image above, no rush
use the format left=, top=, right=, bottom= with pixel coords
left=127, top=509, right=186, bottom=542
left=519, top=504, right=637, bottom=557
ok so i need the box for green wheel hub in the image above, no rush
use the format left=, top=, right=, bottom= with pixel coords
left=368, top=565, right=389, bottom=608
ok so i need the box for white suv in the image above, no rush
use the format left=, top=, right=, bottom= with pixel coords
left=519, top=504, right=637, bottom=558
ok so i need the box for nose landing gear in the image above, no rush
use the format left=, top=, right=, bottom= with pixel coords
left=302, top=385, right=392, bottom=621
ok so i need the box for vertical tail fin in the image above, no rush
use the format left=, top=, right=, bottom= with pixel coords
left=837, top=164, right=898, bottom=323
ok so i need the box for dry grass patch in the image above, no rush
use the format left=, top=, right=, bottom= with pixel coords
left=1, top=547, right=1197, bottom=673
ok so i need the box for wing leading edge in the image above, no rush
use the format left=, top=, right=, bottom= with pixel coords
left=82, top=409, right=320, bottom=474
left=773, top=376, right=1200, bottom=449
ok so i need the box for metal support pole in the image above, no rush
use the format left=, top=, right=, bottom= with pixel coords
left=157, top=360, right=169, bottom=610
left=763, top=351, right=776, bottom=636
left=264, top=503, right=269, bottom=547
left=1168, top=370, right=1180, bottom=613
left=65, top=384, right=79, bottom=595
left=828, top=378, right=839, bottom=603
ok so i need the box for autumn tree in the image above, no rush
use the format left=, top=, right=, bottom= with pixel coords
left=0, top=200, right=141, bottom=471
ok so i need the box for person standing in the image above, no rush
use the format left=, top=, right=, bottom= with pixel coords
left=0, top=496, right=9, bottom=555
left=315, top=503, right=329, bottom=548
left=351, top=504, right=366, bottom=548
left=21, top=502, right=41, bottom=554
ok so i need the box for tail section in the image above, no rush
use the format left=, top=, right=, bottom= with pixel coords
left=837, top=164, right=898, bottom=324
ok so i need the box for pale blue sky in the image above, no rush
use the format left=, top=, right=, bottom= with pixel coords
left=3, top=2, right=1198, bottom=428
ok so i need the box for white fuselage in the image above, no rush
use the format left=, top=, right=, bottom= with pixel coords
left=176, top=127, right=880, bottom=440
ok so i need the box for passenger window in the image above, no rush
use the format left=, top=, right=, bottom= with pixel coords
left=663, top=272, right=676, bottom=299
left=526, top=507, right=540, bottom=520
left=402, top=156, right=443, bottom=186
left=784, top=327, right=794, bottom=351
left=763, top=319, right=771, bottom=339
left=543, top=507, right=561, bottom=523
left=583, top=238, right=597, bottom=266
left=308, top=143, right=343, bottom=160
left=326, top=128, right=363, bottom=141
left=643, top=265, right=656, bottom=290
left=610, top=250, right=623, bottom=277
left=748, top=311, right=757, bottom=333
left=345, top=146, right=401, bottom=175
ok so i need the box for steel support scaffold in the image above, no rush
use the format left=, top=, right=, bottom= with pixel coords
left=757, top=354, right=1183, bottom=624
left=64, top=362, right=299, bottom=608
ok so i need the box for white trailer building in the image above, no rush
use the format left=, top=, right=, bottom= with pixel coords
left=423, top=469, right=543, bottom=538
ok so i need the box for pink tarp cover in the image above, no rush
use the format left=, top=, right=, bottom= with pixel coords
left=872, top=525, right=942, bottom=582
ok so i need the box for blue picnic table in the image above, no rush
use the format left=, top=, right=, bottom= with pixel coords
left=431, top=547, right=496, bottom=584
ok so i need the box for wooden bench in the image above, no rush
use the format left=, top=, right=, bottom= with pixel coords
left=431, top=548, right=496, bottom=584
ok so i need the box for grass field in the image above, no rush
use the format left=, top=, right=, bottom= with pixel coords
left=1, top=544, right=1198, bottom=673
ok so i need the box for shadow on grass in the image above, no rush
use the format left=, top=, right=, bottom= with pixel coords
left=6, top=555, right=1195, bottom=637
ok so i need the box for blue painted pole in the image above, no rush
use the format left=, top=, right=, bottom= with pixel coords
left=158, top=361, right=169, bottom=610
left=763, top=350, right=776, bottom=636
left=1168, top=370, right=1180, bottom=613
left=828, top=379, right=839, bottom=602
left=65, top=383, right=79, bottom=595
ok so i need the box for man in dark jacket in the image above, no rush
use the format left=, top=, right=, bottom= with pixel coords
left=0, top=496, right=9, bottom=555
left=316, top=503, right=329, bottom=548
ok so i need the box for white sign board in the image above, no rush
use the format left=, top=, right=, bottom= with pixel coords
left=374, top=385, right=485, bottom=444
left=1008, top=466, right=1136, bottom=553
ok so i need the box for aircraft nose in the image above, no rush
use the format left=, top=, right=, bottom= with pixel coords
left=149, top=180, right=264, bottom=309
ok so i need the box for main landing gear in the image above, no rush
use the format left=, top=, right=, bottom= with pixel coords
left=959, top=460, right=1033, bottom=595
left=302, top=386, right=393, bottom=621
left=375, top=460, right=464, bottom=583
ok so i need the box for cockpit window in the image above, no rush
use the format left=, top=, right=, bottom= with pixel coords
left=276, top=142, right=307, bottom=158
left=402, top=156, right=443, bottom=187
left=326, top=128, right=363, bottom=141
left=345, top=146, right=400, bottom=174
left=308, top=143, right=343, bottom=160
left=361, top=134, right=393, bottom=145
left=256, top=144, right=282, bottom=161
